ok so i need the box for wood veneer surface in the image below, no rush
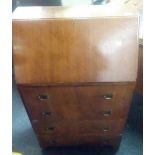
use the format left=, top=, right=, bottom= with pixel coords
left=13, top=17, right=138, bottom=84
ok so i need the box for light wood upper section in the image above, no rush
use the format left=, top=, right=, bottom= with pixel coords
left=13, top=6, right=139, bottom=84
left=12, top=4, right=139, bottom=20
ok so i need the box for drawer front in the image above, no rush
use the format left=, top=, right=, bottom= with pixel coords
left=38, top=134, right=122, bottom=147
left=19, top=86, right=81, bottom=121
left=18, top=84, right=134, bottom=121
left=76, top=85, right=134, bottom=119
left=32, top=120, right=125, bottom=136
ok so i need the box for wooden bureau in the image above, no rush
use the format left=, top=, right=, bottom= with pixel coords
left=12, top=6, right=139, bottom=149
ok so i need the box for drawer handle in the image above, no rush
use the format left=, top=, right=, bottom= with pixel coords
left=46, top=127, right=55, bottom=131
left=103, top=127, right=109, bottom=132
left=38, top=94, right=49, bottom=101
left=102, top=93, right=113, bottom=100
left=42, top=112, right=51, bottom=117
left=101, top=110, right=112, bottom=117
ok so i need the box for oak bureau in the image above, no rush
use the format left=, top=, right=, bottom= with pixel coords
left=13, top=6, right=139, bottom=149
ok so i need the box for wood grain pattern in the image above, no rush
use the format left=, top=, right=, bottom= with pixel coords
left=18, top=83, right=134, bottom=147
left=38, top=134, right=122, bottom=148
left=13, top=17, right=138, bottom=84
left=32, top=120, right=124, bottom=136
left=13, top=6, right=139, bottom=149
left=18, top=84, right=134, bottom=122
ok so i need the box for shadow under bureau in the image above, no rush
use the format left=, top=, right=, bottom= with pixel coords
left=12, top=6, right=139, bottom=149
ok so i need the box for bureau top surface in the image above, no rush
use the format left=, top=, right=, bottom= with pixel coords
left=12, top=4, right=139, bottom=20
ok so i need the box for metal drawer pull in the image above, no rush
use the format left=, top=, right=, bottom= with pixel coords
left=46, top=127, right=55, bottom=131
left=42, top=112, right=51, bottom=117
left=38, top=94, right=49, bottom=101
left=103, top=127, right=109, bottom=132
left=101, top=110, right=112, bottom=117
left=102, top=93, right=113, bottom=100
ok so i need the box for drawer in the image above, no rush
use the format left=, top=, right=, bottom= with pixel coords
left=19, top=86, right=81, bottom=121
left=32, top=120, right=124, bottom=137
left=38, top=133, right=122, bottom=147
left=18, top=84, right=134, bottom=121
left=76, top=85, right=134, bottom=119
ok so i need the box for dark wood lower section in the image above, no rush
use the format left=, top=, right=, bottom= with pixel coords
left=17, top=82, right=135, bottom=148
left=38, top=134, right=122, bottom=149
